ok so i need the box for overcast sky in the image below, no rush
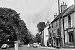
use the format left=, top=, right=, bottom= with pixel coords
left=0, top=0, right=74, bottom=35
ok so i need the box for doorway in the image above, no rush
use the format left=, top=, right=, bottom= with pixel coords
left=68, top=31, right=74, bottom=43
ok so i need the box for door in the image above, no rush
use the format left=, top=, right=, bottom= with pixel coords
left=68, top=31, right=74, bottom=43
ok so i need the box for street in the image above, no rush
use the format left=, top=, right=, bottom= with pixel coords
left=0, top=0, right=75, bottom=50
left=0, top=45, right=54, bottom=50
left=0, top=45, right=75, bottom=50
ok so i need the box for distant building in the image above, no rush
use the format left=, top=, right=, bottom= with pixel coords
left=39, top=21, right=50, bottom=46
left=43, top=26, right=49, bottom=46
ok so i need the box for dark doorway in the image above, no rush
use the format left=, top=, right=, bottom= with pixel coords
left=68, top=31, right=74, bottom=43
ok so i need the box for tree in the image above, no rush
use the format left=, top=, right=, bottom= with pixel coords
left=35, top=33, right=41, bottom=43
left=0, top=8, right=19, bottom=41
left=0, top=8, right=33, bottom=44
left=37, top=22, right=46, bottom=32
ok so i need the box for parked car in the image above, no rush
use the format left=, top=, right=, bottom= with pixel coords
left=1, top=44, right=9, bottom=49
left=27, top=44, right=31, bottom=47
left=32, top=43, right=40, bottom=48
left=0, top=40, right=15, bottom=48
left=27, top=44, right=33, bottom=47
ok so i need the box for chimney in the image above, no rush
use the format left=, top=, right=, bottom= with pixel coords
left=61, top=2, right=67, bottom=13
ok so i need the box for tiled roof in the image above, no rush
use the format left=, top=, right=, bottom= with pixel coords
left=51, top=5, right=75, bottom=23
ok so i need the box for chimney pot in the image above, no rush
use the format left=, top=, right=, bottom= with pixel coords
left=54, top=13, right=57, bottom=18
left=63, top=2, right=65, bottom=5
left=61, top=2, right=67, bottom=13
left=65, top=3, right=66, bottom=5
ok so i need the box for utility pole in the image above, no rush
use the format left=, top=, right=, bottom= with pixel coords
left=58, top=0, right=60, bottom=14
left=58, top=0, right=62, bottom=47
left=74, top=0, right=75, bottom=5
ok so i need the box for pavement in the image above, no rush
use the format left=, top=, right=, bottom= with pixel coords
left=41, top=46, right=75, bottom=50
left=40, top=46, right=56, bottom=49
left=23, top=45, right=75, bottom=50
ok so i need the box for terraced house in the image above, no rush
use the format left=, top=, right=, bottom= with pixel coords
left=50, top=2, right=75, bottom=48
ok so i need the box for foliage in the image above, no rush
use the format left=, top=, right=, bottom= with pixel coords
left=37, top=22, right=45, bottom=32
left=0, top=8, right=33, bottom=44
left=0, top=8, right=19, bottom=41
left=35, top=33, right=41, bottom=43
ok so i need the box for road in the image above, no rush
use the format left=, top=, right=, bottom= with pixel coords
left=0, top=45, right=54, bottom=50
left=0, top=45, right=75, bottom=50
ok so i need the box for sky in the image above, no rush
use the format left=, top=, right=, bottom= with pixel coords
left=0, top=0, right=74, bottom=36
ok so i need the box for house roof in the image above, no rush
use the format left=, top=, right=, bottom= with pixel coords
left=51, top=5, right=75, bottom=23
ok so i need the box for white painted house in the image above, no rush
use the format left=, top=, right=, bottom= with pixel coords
left=43, top=26, right=49, bottom=46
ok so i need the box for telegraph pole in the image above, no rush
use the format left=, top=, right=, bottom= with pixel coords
left=58, top=0, right=60, bottom=14
left=74, top=0, right=75, bottom=5
left=58, top=0, right=62, bottom=47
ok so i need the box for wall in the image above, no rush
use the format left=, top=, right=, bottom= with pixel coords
left=44, top=26, right=49, bottom=46
left=63, top=12, right=75, bottom=44
left=71, top=12, right=75, bottom=27
left=64, top=16, right=68, bottom=43
left=61, top=18, right=64, bottom=37
left=51, top=20, right=60, bottom=46
left=71, top=12, right=75, bottom=44
left=52, top=20, right=59, bottom=36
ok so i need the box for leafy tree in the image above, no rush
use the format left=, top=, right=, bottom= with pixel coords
left=37, top=22, right=45, bottom=32
left=0, top=8, right=19, bottom=40
left=35, top=33, right=41, bottom=43
left=0, top=8, right=33, bottom=44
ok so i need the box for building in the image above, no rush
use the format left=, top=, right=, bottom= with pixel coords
left=39, top=21, right=50, bottom=46
left=43, top=26, right=49, bottom=46
left=50, top=2, right=75, bottom=48
left=62, top=5, right=75, bottom=47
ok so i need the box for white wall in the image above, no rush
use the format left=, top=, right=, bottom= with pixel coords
left=61, top=18, right=64, bottom=37
left=44, top=26, right=49, bottom=46
left=71, top=12, right=75, bottom=43
left=64, top=12, right=75, bottom=43
left=65, top=31, right=69, bottom=43
left=57, top=20, right=59, bottom=28
left=64, top=16, right=68, bottom=30
left=64, top=16, right=68, bottom=43
left=71, top=12, right=75, bottom=27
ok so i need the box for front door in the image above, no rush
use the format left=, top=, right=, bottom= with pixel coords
left=68, top=31, right=74, bottom=43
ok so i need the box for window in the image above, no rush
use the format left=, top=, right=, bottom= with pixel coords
left=68, top=15, right=71, bottom=28
left=52, top=30, right=53, bottom=33
left=52, top=24, right=53, bottom=28
left=68, top=15, right=71, bottom=21
left=57, top=28, right=60, bottom=35
left=56, top=20, right=58, bottom=27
